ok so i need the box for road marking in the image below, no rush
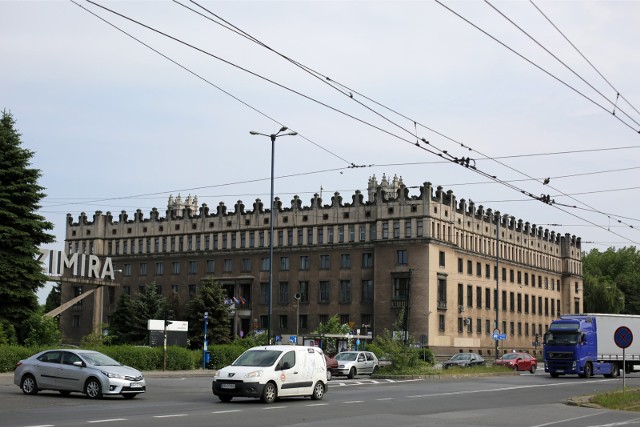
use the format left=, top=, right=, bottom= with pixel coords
left=343, top=400, right=364, bottom=404
left=530, top=411, right=614, bottom=427
left=263, top=406, right=287, bottom=410
left=306, top=403, right=328, bottom=407
left=212, top=410, right=242, bottom=414
left=376, top=397, right=394, bottom=401
left=25, top=425, right=55, bottom=427
left=88, top=419, right=127, bottom=424
left=153, top=414, right=188, bottom=418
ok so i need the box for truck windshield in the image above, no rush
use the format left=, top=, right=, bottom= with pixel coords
left=545, top=332, right=580, bottom=345
left=233, top=350, right=282, bottom=367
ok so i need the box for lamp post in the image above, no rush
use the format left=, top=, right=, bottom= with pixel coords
left=249, top=127, right=298, bottom=345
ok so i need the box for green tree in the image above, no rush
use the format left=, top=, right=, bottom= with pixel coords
left=107, top=292, right=136, bottom=344
left=0, top=110, right=55, bottom=344
left=129, top=283, right=165, bottom=344
left=22, top=309, right=61, bottom=347
left=315, top=314, right=350, bottom=353
left=186, top=278, right=231, bottom=348
left=44, top=282, right=61, bottom=316
left=582, top=247, right=640, bottom=314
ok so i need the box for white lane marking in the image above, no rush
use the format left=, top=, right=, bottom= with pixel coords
left=404, top=379, right=616, bottom=399
left=212, top=410, right=242, bottom=414
left=306, top=403, right=329, bottom=407
left=88, top=419, right=128, bottom=424
left=263, top=406, right=287, bottom=410
left=153, top=414, right=188, bottom=418
left=25, top=425, right=55, bottom=427
left=530, top=411, right=614, bottom=427
left=343, top=400, right=364, bottom=404
left=377, top=397, right=394, bottom=401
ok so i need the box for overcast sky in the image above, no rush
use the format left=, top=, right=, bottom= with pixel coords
left=2, top=1, right=640, bottom=302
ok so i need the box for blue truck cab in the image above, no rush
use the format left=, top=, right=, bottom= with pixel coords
left=543, top=315, right=618, bottom=378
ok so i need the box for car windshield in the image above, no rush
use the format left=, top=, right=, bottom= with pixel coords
left=501, top=353, right=518, bottom=360
left=335, top=353, right=357, bottom=361
left=80, top=352, right=121, bottom=366
left=451, top=354, right=471, bottom=361
left=232, top=350, right=282, bottom=367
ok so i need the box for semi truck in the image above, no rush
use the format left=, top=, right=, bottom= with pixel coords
left=544, top=314, right=640, bottom=378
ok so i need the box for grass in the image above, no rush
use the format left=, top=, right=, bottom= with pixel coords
left=380, top=363, right=511, bottom=376
left=591, top=388, right=640, bottom=411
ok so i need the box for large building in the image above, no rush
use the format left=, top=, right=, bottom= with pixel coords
left=60, top=175, right=583, bottom=357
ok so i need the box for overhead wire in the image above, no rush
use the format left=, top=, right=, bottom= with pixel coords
left=75, top=0, right=638, bottom=245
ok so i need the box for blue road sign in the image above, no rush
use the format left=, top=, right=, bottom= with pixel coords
left=614, top=326, right=633, bottom=349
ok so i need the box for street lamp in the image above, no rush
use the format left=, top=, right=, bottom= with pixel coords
left=249, top=126, right=298, bottom=345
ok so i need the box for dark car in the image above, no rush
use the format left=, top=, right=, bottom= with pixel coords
left=495, top=352, right=537, bottom=373
left=324, top=354, right=338, bottom=380
left=14, top=349, right=146, bottom=399
left=442, top=352, right=485, bottom=369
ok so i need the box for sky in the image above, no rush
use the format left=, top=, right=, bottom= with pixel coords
left=2, top=1, right=640, bottom=303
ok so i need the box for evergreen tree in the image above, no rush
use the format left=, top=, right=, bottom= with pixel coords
left=0, top=110, right=55, bottom=343
left=129, top=283, right=165, bottom=344
left=186, top=278, right=231, bottom=348
left=108, top=292, right=135, bottom=344
left=44, top=282, right=61, bottom=315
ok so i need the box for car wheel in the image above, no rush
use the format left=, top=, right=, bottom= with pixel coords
left=371, top=366, right=378, bottom=376
left=84, top=378, right=103, bottom=399
left=122, top=394, right=137, bottom=400
left=513, top=365, right=519, bottom=371
left=327, top=370, right=332, bottom=381
left=530, top=365, right=536, bottom=374
left=59, top=391, right=71, bottom=396
left=261, top=382, right=277, bottom=404
left=20, top=374, right=38, bottom=395
left=347, top=367, right=356, bottom=379
left=310, top=381, right=324, bottom=400
left=219, top=395, right=233, bottom=402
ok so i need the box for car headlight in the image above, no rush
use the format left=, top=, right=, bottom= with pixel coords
left=101, top=371, right=125, bottom=379
left=243, top=370, right=263, bottom=378
left=213, top=370, right=221, bottom=378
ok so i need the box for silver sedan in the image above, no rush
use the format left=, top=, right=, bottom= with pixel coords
left=14, top=349, right=146, bottom=399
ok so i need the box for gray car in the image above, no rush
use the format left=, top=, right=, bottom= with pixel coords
left=14, top=349, right=146, bottom=399
left=335, top=351, right=379, bottom=378
left=442, top=352, right=485, bottom=369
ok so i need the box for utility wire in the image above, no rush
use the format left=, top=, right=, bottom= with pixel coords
left=530, top=0, right=640, bottom=118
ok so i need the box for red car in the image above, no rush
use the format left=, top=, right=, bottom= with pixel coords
left=324, top=354, right=338, bottom=381
left=496, top=352, right=537, bottom=373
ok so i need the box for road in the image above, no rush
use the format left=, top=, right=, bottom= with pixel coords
left=2, top=370, right=640, bottom=427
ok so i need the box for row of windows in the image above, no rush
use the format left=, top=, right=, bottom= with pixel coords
left=438, top=315, right=546, bottom=337
left=258, top=280, right=374, bottom=305
left=456, top=257, right=561, bottom=291
left=256, top=313, right=373, bottom=332
left=120, top=251, right=409, bottom=276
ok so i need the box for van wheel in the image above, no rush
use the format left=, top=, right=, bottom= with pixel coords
left=219, top=395, right=233, bottom=402
left=310, top=382, right=325, bottom=400
left=347, top=367, right=356, bottom=379
left=261, top=382, right=277, bottom=404
left=327, top=370, right=332, bottom=381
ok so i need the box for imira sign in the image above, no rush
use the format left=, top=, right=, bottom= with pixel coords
left=38, top=249, right=116, bottom=280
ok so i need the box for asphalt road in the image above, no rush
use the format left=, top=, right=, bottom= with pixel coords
left=2, top=370, right=640, bottom=427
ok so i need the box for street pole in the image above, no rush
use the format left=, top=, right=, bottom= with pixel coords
left=250, top=127, right=297, bottom=345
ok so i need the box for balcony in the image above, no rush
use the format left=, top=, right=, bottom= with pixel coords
left=391, top=296, right=408, bottom=309
left=437, top=300, right=447, bottom=310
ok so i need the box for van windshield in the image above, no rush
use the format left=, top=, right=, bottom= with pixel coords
left=233, top=350, right=282, bottom=367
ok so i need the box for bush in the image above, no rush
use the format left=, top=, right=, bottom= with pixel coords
left=0, top=345, right=42, bottom=373
left=206, top=344, right=246, bottom=369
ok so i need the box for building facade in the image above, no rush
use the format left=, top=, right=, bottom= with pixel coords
left=60, top=175, right=583, bottom=358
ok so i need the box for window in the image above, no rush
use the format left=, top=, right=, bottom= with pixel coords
left=467, top=260, right=472, bottom=275
left=188, top=261, right=197, bottom=275
left=188, top=284, right=196, bottom=298
left=382, top=222, right=389, bottom=239
left=524, top=294, right=529, bottom=313
left=206, top=260, right=215, bottom=273
left=502, top=290, right=507, bottom=310
left=476, top=286, right=482, bottom=308
left=457, top=283, right=464, bottom=306
left=123, top=286, right=131, bottom=295
left=320, top=255, right=330, bottom=270
left=393, top=220, right=400, bottom=238
left=172, top=262, right=180, bottom=275
left=532, top=295, right=536, bottom=314
left=339, top=226, right=345, bottom=243
left=439, top=251, right=445, bottom=267
left=485, top=287, right=491, bottom=309
left=405, top=220, right=411, bottom=238
left=485, top=264, right=491, bottom=278
left=259, top=315, right=268, bottom=330
left=340, top=280, right=352, bottom=303
left=242, top=258, right=251, bottom=272
left=509, top=292, right=515, bottom=312
left=300, top=256, right=310, bottom=270
left=517, top=271, right=522, bottom=284
left=362, top=253, right=373, bottom=268
left=340, top=314, right=350, bottom=325
left=393, top=277, right=409, bottom=300
left=360, top=225, right=366, bottom=241
left=298, top=281, right=309, bottom=303
left=328, top=227, right=334, bottom=243
left=279, top=315, right=288, bottom=330
left=298, top=229, right=304, bottom=245
left=476, top=318, right=482, bottom=334
left=223, top=259, right=233, bottom=273
left=476, top=262, right=481, bottom=277
left=123, top=263, right=132, bottom=276
left=524, top=272, right=529, bottom=286
left=139, top=262, right=148, bottom=276
left=280, top=256, right=289, bottom=271
left=299, top=314, right=308, bottom=331
left=279, top=282, right=289, bottom=304
left=319, top=281, right=330, bottom=303
left=517, top=293, right=522, bottom=312
left=260, top=257, right=270, bottom=271
left=362, top=280, right=373, bottom=304
left=349, top=225, right=355, bottom=242
left=458, top=317, right=463, bottom=333
left=319, top=314, right=328, bottom=325
left=341, top=254, right=351, bottom=269
left=437, top=276, right=447, bottom=308
left=155, top=262, right=164, bottom=275
left=396, top=250, right=408, bottom=265
left=458, top=258, right=463, bottom=273
left=502, top=268, right=507, bottom=282
left=467, top=285, right=473, bottom=307
left=259, top=283, right=269, bottom=305
left=171, top=284, right=180, bottom=294
left=439, top=314, right=445, bottom=331
left=317, top=228, right=323, bottom=244
left=417, top=219, right=423, bottom=237
left=308, top=228, right=314, bottom=245
left=510, top=269, right=514, bottom=283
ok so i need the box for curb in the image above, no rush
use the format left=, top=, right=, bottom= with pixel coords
left=566, top=395, right=603, bottom=409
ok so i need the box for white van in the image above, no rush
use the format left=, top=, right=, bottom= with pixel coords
left=212, top=345, right=328, bottom=403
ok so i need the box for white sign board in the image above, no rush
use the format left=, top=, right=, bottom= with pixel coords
left=147, top=319, right=188, bottom=332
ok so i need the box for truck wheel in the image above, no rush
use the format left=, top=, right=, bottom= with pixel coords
left=580, top=362, right=593, bottom=378
left=605, top=364, right=619, bottom=378
left=261, top=382, right=277, bottom=404
left=550, top=373, right=560, bottom=378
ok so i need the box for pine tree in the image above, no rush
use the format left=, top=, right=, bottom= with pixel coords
left=186, top=278, right=231, bottom=348
left=129, top=283, right=165, bottom=344
left=0, top=110, right=55, bottom=343
left=108, top=292, right=135, bottom=344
